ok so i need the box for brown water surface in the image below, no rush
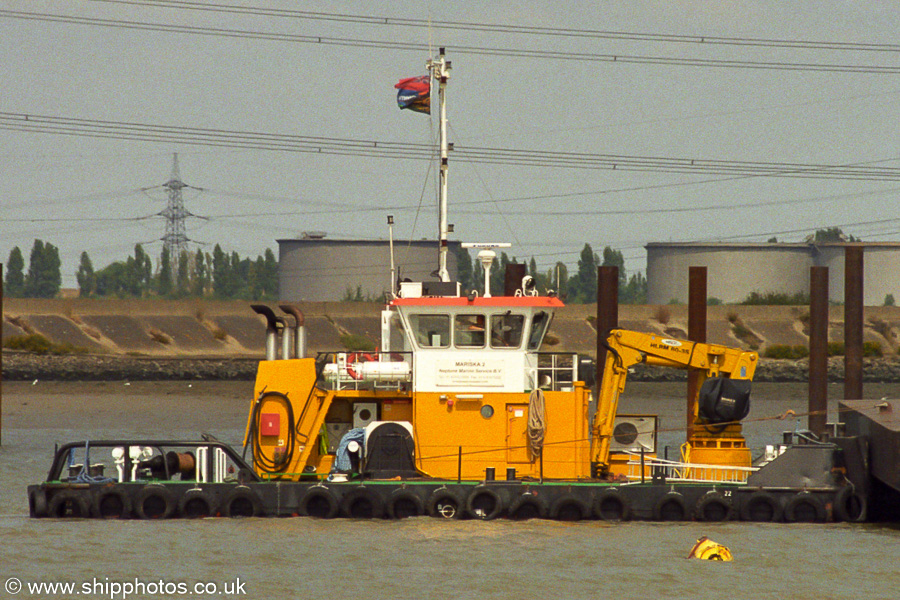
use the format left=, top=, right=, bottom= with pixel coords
left=1, top=381, right=898, bottom=599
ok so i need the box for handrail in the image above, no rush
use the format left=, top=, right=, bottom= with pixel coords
left=621, top=451, right=758, bottom=484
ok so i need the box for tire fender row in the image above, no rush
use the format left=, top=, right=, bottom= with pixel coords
left=29, top=484, right=866, bottom=523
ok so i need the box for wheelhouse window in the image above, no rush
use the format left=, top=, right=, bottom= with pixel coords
left=455, top=314, right=486, bottom=348
left=528, top=311, right=551, bottom=350
left=408, top=314, right=450, bottom=348
left=490, top=313, right=524, bottom=348
left=386, top=310, right=410, bottom=352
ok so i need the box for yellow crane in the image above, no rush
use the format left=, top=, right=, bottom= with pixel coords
left=591, top=329, right=758, bottom=479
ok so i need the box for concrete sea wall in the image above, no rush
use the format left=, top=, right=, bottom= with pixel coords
left=3, top=298, right=900, bottom=381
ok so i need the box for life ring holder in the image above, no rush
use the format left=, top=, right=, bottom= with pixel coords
left=346, top=352, right=377, bottom=380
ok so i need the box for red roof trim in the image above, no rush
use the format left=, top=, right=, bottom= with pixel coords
left=391, top=296, right=565, bottom=308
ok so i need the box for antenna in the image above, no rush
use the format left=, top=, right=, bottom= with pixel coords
left=426, top=48, right=451, bottom=282
left=388, top=215, right=397, bottom=298
left=462, top=243, right=511, bottom=298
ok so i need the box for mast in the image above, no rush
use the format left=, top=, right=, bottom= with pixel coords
left=427, top=49, right=452, bottom=282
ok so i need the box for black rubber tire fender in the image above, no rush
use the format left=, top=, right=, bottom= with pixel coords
left=550, top=494, right=590, bottom=522
left=48, top=490, right=91, bottom=519
left=833, top=486, right=867, bottom=523
left=508, top=491, right=548, bottom=521
left=653, top=492, right=688, bottom=522
left=739, top=491, right=783, bottom=523
left=694, top=491, right=734, bottom=522
left=386, top=488, right=425, bottom=519
left=93, top=486, right=133, bottom=519
left=784, top=492, right=826, bottom=523
left=593, top=488, right=632, bottom=522
left=30, top=488, right=48, bottom=518
left=178, top=488, right=216, bottom=519
left=466, top=485, right=507, bottom=521
left=222, top=485, right=263, bottom=518
left=299, top=486, right=339, bottom=519
left=135, top=484, right=176, bottom=520
left=340, top=486, right=385, bottom=519
left=426, top=487, right=464, bottom=520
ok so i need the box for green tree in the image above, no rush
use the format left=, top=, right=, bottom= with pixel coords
left=133, top=244, right=152, bottom=294
left=5, top=246, right=25, bottom=297
left=569, top=244, right=598, bottom=303
left=262, top=248, right=278, bottom=298
left=621, top=272, right=648, bottom=304
left=212, top=244, right=233, bottom=298
left=492, top=252, right=512, bottom=295
left=94, top=261, right=128, bottom=296
left=24, top=239, right=61, bottom=298
left=192, top=249, right=208, bottom=296
left=176, top=250, right=191, bottom=297
left=601, top=247, right=627, bottom=288
left=453, top=245, right=473, bottom=293
left=76, top=251, right=95, bottom=297
left=157, top=246, right=173, bottom=296
left=231, top=251, right=250, bottom=298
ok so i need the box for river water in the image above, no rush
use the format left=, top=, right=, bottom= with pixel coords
left=1, top=380, right=899, bottom=600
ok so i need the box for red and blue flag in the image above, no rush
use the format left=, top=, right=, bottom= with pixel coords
left=395, top=75, right=430, bottom=114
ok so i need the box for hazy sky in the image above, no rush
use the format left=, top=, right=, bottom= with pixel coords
left=2, top=1, right=899, bottom=287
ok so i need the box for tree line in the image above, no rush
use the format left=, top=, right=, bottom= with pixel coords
left=453, top=243, right=647, bottom=304
left=5, top=238, right=645, bottom=304
left=4, top=239, right=278, bottom=300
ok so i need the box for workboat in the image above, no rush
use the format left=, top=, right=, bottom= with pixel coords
left=28, top=52, right=900, bottom=523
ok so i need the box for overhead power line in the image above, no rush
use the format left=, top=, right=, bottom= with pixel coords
left=94, top=0, right=900, bottom=54
left=3, top=111, right=900, bottom=182
left=3, top=9, right=900, bottom=74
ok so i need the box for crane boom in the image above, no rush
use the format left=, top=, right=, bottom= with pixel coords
left=591, top=329, right=758, bottom=477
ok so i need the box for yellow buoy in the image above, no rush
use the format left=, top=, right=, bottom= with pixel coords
left=687, top=536, right=733, bottom=561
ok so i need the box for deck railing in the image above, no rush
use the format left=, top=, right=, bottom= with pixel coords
left=622, top=452, right=758, bottom=484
